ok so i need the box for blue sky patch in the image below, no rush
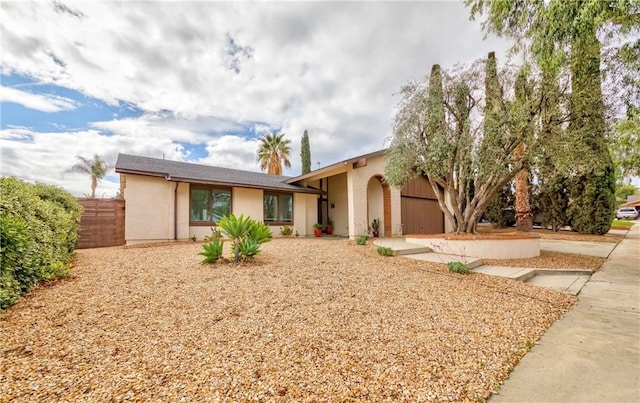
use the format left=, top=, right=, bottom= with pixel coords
left=1, top=73, right=143, bottom=132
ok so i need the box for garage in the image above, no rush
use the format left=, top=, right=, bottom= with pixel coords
left=401, top=175, right=444, bottom=235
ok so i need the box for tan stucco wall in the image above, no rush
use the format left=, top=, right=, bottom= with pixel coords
left=367, top=177, right=384, bottom=233
left=233, top=188, right=263, bottom=220
left=294, top=193, right=319, bottom=236
left=328, top=173, right=349, bottom=236
left=346, top=155, right=402, bottom=238
left=176, top=182, right=190, bottom=240
left=124, top=174, right=318, bottom=243
left=124, top=175, right=175, bottom=243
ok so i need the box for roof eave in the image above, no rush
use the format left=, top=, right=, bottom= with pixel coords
left=285, top=148, right=388, bottom=184
left=116, top=168, right=324, bottom=194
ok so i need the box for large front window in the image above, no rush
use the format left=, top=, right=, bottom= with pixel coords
left=190, top=186, right=231, bottom=225
left=263, top=192, right=293, bottom=224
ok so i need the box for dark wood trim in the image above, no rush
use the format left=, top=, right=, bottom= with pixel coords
left=189, top=184, right=232, bottom=226
left=263, top=191, right=294, bottom=225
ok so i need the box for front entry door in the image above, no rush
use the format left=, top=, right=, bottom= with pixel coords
left=317, top=198, right=328, bottom=230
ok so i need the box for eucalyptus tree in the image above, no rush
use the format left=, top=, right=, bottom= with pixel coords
left=257, top=132, right=292, bottom=175
left=72, top=154, right=110, bottom=199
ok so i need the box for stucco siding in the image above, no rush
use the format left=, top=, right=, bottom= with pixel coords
left=233, top=188, right=263, bottom=221
left=124, top=175, right=320, bottom=243
left=367, top=177, right=384, bottom=233
left=347, top=155, right=402, bottom=238
left=389, top=187, right=402, bottom=235
left=293, top=193, right=318, bottom=236
left=328, top=173, right=349, bottom=236
left=124, top=175, right=174, bottom=242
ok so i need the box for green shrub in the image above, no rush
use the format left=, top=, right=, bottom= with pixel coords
left=199, top=238, right=224, bottom=264
left=447, top=261, right=470, bottom=274
left=356, top=234, right=368, bottom=245
left=0, top=177, right=82, bottom=309
left=204, top=227, right=222, bottom=242
left=376, top=246, right=394, bottom=256
left=217, top=214, right=272, bottom=262
left=280, top=225, right=293, bottom=236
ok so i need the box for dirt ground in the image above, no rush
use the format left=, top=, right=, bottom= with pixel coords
left=0, top=239, right=576, bottom=402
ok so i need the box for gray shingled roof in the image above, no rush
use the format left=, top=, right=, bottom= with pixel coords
left=115, top=154, right=322, bottom=194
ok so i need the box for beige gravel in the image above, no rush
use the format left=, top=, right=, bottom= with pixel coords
left=483, top=250, right=606, bottom=271
left=1, top=238, right=575, bottom=402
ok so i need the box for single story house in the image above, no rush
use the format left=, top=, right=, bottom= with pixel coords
left=115, top=150, right=446, bottom=244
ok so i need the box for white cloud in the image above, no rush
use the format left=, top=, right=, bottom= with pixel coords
left=1, top=1, right=512, bottom=187
left=0, top=127, right=184, bottom=197
left=0, top=86, right=77, bottom=112
left=198, top=135, right=261, bottom=172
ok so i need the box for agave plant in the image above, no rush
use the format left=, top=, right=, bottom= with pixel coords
left=217, top=214, right=272, bottom=262
left=199, top=238, right=224, bottom=264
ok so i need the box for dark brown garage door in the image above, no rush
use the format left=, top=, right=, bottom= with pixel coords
left=401, top=176, right=444, bottom=235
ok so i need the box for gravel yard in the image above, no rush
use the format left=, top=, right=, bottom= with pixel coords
left=1, top=239, right=575, bottom=401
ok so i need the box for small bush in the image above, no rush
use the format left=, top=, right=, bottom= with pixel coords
left=356, top=234, right=368, bottom=245
left=204, top=227, right=222, bottom=242
left=447, top=261, right=470, bottom=274
left=199, top=238, right=224, bottom=264
left=1, top=177, right=82, bottom=309
left=280, top=226, right=293, bottom=236
left=376, top=246, right=394, bottom=256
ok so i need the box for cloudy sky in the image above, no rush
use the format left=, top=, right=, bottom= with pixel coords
left=1, top=0, right=510, bottom=197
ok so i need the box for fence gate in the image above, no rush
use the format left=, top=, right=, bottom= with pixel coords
left=77, top=198, right=125, bottom=249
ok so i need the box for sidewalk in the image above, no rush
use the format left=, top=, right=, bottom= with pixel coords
left=490, top=224, right=640, bottom=402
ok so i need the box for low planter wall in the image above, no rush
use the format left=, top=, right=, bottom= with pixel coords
left=405, top=232, right=540, bottom=259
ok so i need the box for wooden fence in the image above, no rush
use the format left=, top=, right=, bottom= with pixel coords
left=77, top=198, right=125, bottom=249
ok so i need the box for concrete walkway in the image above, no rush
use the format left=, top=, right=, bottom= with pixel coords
left=373, top=236, right=614, bottom=295
left=490, top=224, right=640, bottom=402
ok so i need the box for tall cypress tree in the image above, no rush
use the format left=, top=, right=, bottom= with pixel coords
left=567, top=26, right=616, bottom=234
left=537, top=66, right=569, bottom=231
left=300, top=130, right=311, bottom=175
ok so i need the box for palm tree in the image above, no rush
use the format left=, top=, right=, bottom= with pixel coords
left=72, top=154, right=110, bottom=198
left=257, top=132, right=292, bottom=175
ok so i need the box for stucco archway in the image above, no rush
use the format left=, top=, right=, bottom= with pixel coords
left=367, top=175, right=391, bottom=237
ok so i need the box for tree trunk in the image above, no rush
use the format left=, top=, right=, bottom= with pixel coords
left=515, top=168, right=533, bottom=232
left=91, top=175, right=97, bottom=199
left=514, top=143, right=533, bottom=232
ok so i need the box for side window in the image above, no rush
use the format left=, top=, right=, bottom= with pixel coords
left=263, top=192, right=293, bottom=224
left=190, top=186, right=231, bottom=225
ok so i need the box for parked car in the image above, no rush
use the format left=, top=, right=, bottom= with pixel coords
left=615, top=207, right=639, bottom=220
